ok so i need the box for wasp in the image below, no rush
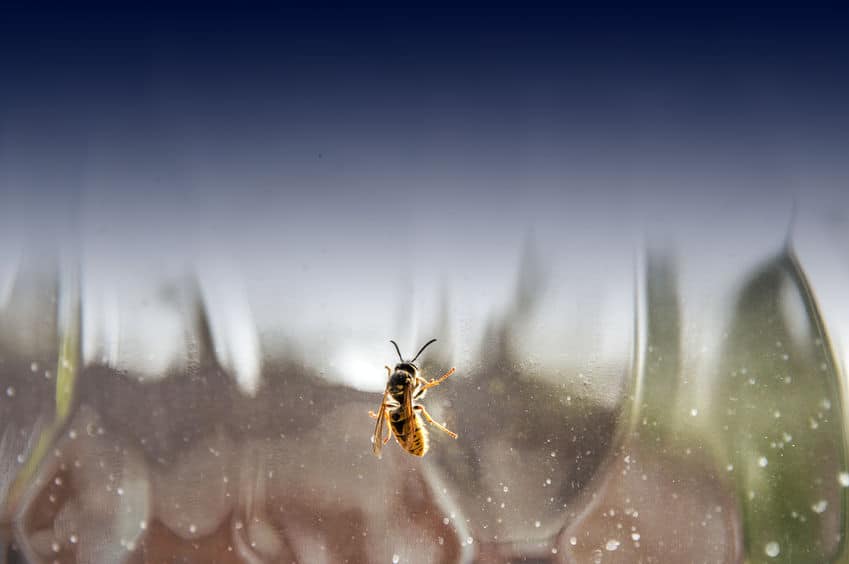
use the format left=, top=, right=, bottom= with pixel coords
left=369, top=339, right=457, bottom=458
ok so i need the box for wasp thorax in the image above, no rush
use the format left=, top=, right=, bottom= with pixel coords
left=388, top=368, right=413, bottom=394
left=394, top=362, right=417, bottom=374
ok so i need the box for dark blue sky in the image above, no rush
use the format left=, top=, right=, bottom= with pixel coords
left=1, top=5, right=847, bottom=226
left=4, top=6, right=846, bottom=147
left=2, top=5, right=849, bottom=389
left=3, top=6, right=847, bottom=86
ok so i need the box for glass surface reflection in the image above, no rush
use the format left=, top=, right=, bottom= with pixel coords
left=2, top=222, right=848, bottom=563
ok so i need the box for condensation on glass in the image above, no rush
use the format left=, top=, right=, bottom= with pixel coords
left=1, top=219, right=848, bottom=564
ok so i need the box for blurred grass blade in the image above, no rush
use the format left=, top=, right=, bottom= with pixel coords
left=6, top=272, right=79, bottom=515
left=715, top=248, right=847, bottom=562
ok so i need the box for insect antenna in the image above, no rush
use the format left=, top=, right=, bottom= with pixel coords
left=411, top=339, right=437, bottom=363
left=389, top=340, right=404, bottom=362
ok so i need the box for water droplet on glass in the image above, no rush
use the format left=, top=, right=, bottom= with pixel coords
left=812, top=500, right=828, bottom=513
left=189, top=524, right=197, bottom=534
left=757, top=456, right=768, bottom=468
left=765, top=541, right=780, bottom=557
left=534, top=520, right=541, bottom=528
left=605, top=539, right=620, bottom=551
left=839, top=472, right=849, bottom=487
left=631, top=532, right=641, bottom=541
left=69, top=534, right=78, bottom=544
left=569, top=536, right=577, bottom=546
left=690, top=408, right=698, bottom=416
left=392, top=554, right=400, bottom=564
left=5, top=387, right=15, bottom=397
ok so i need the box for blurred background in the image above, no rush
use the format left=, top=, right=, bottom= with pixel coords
left=1, top=5, right=849, bottom=563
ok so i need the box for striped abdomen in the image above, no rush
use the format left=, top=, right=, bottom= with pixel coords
left=390, top=412, right=429, bottom=457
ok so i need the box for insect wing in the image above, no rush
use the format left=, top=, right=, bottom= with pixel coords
left=371, top=391, right=389, bottom=458
left=403, top=381, right=414, bottom=422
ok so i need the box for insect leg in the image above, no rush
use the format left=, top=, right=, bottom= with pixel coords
left=414, top=405, right=458, bottom=439
left=420, top=367, right=455, bottom=390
